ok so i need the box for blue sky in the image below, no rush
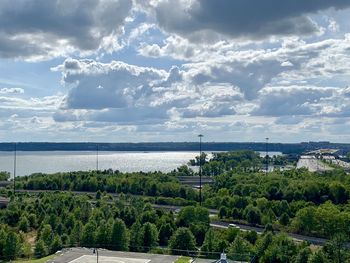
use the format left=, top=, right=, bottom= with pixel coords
left=1, top=0, right=350, bottom=143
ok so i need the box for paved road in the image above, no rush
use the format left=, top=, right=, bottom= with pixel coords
left=50, top=248, right=179, bottom=263
left=211, top=221, right=329, bottom=245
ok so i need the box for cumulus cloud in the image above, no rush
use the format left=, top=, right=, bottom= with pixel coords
left=52, top=58, right=251, bottom=124
left=52, top=58, right=167, bottom=110
left=155, top=0, right=350, bottom=41
left=0, top=0, right=132, bottom=60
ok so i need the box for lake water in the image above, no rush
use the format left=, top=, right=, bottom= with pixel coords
left=0, top=150, right=282, bottom=177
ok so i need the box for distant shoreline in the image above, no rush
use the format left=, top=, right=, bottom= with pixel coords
left=0, top=141, right=348, bottom=154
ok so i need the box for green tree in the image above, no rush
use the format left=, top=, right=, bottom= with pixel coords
left=95, top=223, right=110, bottom=248
left=0, top=228, right=7, bottom=256
left=244, top=206, right=261, bottom=225
left=295, top=247, right=311, bottom=263
left=255, top=232, right=273, bottom=260
left=130, top=221, right=142, bottom=252
left=228, top=236, right=253, bottom=262
left=22, top=242, right=33, bottom=259
left=279, top=212, right=290, bottom=226
left=81, top=222, right=96, bottom=247
left=34, top=239, right=48, bottom=258
left=189, top=223, right=207, bottom=246
left=0, top=171, right=10, bottom=180
left=3, top=231, right=20, bottom=260
left=40, top=224, right=53, bottom=248
left=329, top=182, right=348, bottom=204
left=219, top=206, right=228, bottom=219
left=201, top=228, right=217, bottom=256
left=140, top=222, right=158, bottom=251
left=111, top=219, right=129, bottom=251
left=308, top=250, right=328, bottom=263
left=158, top=223, right=174, bottom=246
left=70, top=221, right=83, bottom=246
left=260, top=234, right=297, bottom=263
left=50, top=235, right=63, bottom=254
left=19, top=216, right=30, bottom=233
left=169, top=227, right=196, bottom=255
left=176, top=206, right=209, bottom=227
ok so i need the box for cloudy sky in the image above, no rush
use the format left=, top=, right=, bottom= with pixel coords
left=1, top=0, right=350, bottom=143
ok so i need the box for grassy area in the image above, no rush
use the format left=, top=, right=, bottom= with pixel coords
left=175, top=256, right=192, bottom=263
left=13, top=254, right=57, bottom=263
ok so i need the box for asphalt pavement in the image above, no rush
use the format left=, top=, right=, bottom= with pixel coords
left=210, top=221, right=329, bottom=245
left=49, top=248, right=179, bottom=263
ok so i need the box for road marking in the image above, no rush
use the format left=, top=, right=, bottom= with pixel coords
left=69, top=255, right=151, bottom=263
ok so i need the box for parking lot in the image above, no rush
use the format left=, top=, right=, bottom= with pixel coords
left=49, top=248, right=179, bottom=263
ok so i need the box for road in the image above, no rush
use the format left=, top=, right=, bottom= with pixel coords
left=211, top=221, right=329, bottom=245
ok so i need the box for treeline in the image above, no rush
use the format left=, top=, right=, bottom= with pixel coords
left=17, top=171, right=197, bottom=201
left=1, top=141, right=342, bottom=153
left=0, top=192, right=347, bottom=262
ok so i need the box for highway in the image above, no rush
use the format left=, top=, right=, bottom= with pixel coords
left=210, top=221, right=329, bottom=245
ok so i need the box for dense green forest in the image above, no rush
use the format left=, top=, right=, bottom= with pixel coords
left=1, top=150, right=350, bottom=261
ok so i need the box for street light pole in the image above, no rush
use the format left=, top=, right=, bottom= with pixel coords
left=265, top=138, right=269, bottom=176
left=93, top=248, right=99, bottom=263
left=96, top=144, right=99, bottom=172
left=13, top=142, right=17, bottom=196
left=198, top=134, right=203, bottom=206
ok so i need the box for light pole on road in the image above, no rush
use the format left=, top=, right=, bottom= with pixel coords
left=96, top=144, right=99, bottom=172
left=265, top=137, right=269, bottom=176
left=13, top=142, right=17, bottom=196
left=198, top=134, right=203, bottom=206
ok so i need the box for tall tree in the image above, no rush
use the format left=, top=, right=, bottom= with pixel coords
left=201, top=228, right=217, bottom=255
left=140, top=222, right=158, bottom=251
left=110, top=219, right=129, bottom=251
left=81, top=222, right=96, bottom=248
left=3, top=231, right=20, bottom=260
left=169, top=227, right=196, bottom=255
left=34, top=239, right=48, bottom=259
left=158, top=223, right=174, bottom=246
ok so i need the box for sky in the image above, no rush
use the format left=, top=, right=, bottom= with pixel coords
left=1, top=0, right=350, bottom=143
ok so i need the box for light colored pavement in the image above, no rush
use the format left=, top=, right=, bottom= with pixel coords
left=69, top=255, right=150, bottom=263
left=49, top=248, right=179, bottom=263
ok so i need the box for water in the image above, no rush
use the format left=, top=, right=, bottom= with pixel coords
left=0, top=150, right=283, bottom=177
left=0, top=151, right=199, bottom=177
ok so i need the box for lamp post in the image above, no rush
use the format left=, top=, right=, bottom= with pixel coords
left=265, top=138, right=269, bottom=176
left=13, top=142, right=17, bottom=196
left=96, top=144, right=99, bottom=172
left=198, top=134, right=203, bottom=206
left=93, top=248, right=99, bottom=263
